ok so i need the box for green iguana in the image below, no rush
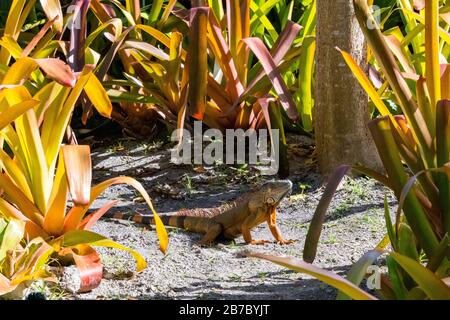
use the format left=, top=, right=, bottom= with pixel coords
left=103, top=180, right=295, bottom=245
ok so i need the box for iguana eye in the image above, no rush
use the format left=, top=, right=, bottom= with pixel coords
left=266, top=197, right=275, bottom=205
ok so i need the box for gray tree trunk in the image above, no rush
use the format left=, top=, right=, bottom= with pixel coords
left=315, top=0, right=382, bottom=177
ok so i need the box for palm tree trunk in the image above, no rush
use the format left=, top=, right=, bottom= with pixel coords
left=315, top=0, right=382, bottom=177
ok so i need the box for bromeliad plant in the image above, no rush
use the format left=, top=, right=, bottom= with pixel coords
left=87, top=0, right=315, bottom=133
left=0, top=216, right=54, bottom=298
left=94, top=1, right=312, bottom=175
left=0, top=58, right=168, bottom=292
left=246, top=0, right=450, bottom=300
left=0, top=0, right=317, bottom=134
left=170, top=0, right=304, bottom=132
left=13, top=1, right=315, bottom=137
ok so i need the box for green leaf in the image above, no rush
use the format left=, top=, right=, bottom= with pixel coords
left=296, top=36, right=315, bottom=131
left=303, top=165, right=351, bottom=263
left=386, top=255, right=408, bottom=300
left=368, top=117, right=439, bottom=257
left=398, top=223, right=419, bottom=262
left=383, top=196, right=397, bottom=251
left=0, top=219, right=25, bottom=261
left=390, top=252, right=450, bottom=300
left=436, top=100, right=450, bottom=234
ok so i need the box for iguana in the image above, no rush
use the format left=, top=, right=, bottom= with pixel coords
left=103, top=180, right=295, bottom=245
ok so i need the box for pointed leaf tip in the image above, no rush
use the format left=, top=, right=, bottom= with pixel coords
left=35, top=59, right=77, bottom=87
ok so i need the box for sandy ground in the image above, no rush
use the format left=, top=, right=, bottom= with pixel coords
left=40, top=134, right=396, bottom=300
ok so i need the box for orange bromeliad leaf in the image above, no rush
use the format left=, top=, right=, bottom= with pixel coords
left=207, top=10, right=244, bottom=100
left=226, top=0, right=250, bottom=84
left=2, top=57, right=77, bottom=87
left=0, top=274, right=17, bottom=296
left=0, top=173, right=44, bottom=227
left=188, top=7, right=209, bottom=120
left=62, top=145, right=92, bottom=207
left=59, top=245, right=103, bottom=293
left=63, top=176, right=169, bottom=254
left=44, top=152, right=68, bottom=236
left=0, top=198, right=47, bottom=239
left=79, top=201, right=119, bottom=230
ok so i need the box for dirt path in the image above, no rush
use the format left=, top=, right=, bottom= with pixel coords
left=50, top=135, right=395, bottom=300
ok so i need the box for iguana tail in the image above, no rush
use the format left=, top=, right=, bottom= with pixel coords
left=103, top=212, right=199, bottom=229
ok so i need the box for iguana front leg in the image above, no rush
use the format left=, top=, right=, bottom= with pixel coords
left=267, top=209, right=296, bottom=245
left=241, top=214, right=270, bottom=245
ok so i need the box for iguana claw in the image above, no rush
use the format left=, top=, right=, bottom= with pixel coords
left=249, top=240, right=270, bottom=245
left=276, top=239, right=296, bottom=245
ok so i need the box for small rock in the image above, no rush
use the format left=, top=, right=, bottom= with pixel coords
left=58, top=266, right=81, bottom=294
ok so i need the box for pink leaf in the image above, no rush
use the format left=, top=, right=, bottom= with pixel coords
left=79, top=201, right=119, bottom=230
left=35, top=59, right=77, bottom=87
left=243, top=38, right=299, bottom=122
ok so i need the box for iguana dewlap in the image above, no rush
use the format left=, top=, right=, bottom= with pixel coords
left=104, top=180, right=295, bottom=245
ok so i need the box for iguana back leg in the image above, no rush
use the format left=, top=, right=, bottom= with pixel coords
left=197, top=222, right=223, bottom=246
left=267, top=210, right=296, bottom=245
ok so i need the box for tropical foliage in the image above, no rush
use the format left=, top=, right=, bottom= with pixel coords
left=0, top=216, right=54, bottom=297
left=0, top=4, right=169, bottom=294
left=0, top=0, right=315, bottom=135
left=4, top=0, right=448, bottom=302
left=248, top=0, right=450, bottom=300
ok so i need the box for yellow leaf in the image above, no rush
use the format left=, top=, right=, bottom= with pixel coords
left=84, top=74, right=112, bottom=118
left=339, top=49, right=391, bottom=116
left=0, top=173, right=43, bottom=226
left=0, top=35, right=23, bottom=59
left=44, top=150, right=68, bottom=236
left=1, top=57, right=38, bottom=85
left=43, top=67, right=91, bottom=173
left=0, top=148, right=33, bottom=200
left=425, top=0, right=441, bottom=109
left=56, top=230, right=147, bottom=272
left=0, top=218, right=25, bottom=261
left=0, top=0, right=26, bottom=65
left=0, top=98, right=39, bottom=131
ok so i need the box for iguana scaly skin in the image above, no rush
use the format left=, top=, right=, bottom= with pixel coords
left=104, top=180, right=295, bottom=245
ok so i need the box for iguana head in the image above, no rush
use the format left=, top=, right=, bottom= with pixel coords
left=248, top=180, right=293, bottom=213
